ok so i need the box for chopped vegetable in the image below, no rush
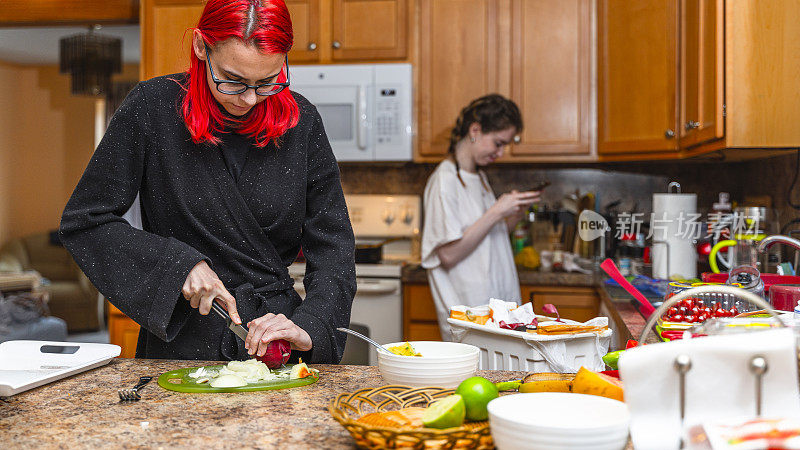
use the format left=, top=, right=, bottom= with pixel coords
left=388, top=342, right=422, bottom=357
left=209, top=374, right=247, bottom=388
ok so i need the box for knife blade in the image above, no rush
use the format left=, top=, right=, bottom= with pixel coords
left=210, top=301, right=249, bottom=342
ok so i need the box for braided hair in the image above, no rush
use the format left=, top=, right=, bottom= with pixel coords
left=447, top=94, right=522, bottom=188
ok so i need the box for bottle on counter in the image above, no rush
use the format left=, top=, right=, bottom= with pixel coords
left=512, top=221, right=529, bottom=255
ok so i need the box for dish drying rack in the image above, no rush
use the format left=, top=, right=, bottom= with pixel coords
left=639, top=285, right=789, bottom=447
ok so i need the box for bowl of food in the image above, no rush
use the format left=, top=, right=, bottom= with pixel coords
left=487, top=392, right=630, bottom=450
left=377, top=341, right=480, bottom=388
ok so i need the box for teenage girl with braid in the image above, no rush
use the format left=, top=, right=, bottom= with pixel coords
left=421, top=94, right=540, bottom=339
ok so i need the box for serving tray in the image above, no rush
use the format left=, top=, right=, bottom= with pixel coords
left=158, top=364, right=318, bottom=393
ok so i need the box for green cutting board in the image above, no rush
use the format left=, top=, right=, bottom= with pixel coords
left=158, top=364, right=318, bottom=393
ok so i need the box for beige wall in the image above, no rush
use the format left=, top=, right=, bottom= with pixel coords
left=0, top=62, right=138, bottom=246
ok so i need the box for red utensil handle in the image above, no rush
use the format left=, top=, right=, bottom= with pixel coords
left=600, top=258, right=657, bottom=317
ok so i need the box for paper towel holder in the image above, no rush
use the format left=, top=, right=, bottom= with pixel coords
left=668, top=181, right=681, bottom=193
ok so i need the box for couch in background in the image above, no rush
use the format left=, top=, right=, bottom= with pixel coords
left=0, top=232, right=99, bottom=332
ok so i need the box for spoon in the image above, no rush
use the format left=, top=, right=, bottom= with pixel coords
left=337, top=327, right=393, bottom=355
left=600, top=258, right=657, bottom=318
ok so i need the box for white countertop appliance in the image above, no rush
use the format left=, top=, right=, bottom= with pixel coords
left=289, top=194, right=420, bottom=365
left=289, top=63, right=413, bottom=162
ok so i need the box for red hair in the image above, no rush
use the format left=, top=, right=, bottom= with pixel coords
left=182, top=0, right=299, bottom=147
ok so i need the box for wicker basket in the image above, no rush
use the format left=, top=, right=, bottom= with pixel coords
left=329, top=385, right=493, bottom=449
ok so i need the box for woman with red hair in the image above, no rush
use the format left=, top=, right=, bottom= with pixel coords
left=60, top=0, right=356, bottom=364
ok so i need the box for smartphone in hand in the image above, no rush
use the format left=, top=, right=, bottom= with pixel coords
left=530, top=180, right=551, bottom=192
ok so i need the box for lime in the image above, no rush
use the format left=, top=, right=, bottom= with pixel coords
left=455, top=377, right=499, bottom=421
left=422, top=394, right=466, bottom=429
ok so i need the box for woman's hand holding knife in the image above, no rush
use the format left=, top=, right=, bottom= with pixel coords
left=183, top=260, right=312, bottom=357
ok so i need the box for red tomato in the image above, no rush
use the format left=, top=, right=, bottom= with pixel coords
left=703, top=307, right=712, bottom=316
left=672, top=314, right=684, bottom=323
left=690, top=306, right=700, bottom=316
left=680, top=299, right=694, bottom=309
left=667, top=307, right=679, bottom=316
left=711, top=302, right=720, bottom=311
left=685, top=315, right=696, bottom=323
left=731, top=306, right=739, bottom=316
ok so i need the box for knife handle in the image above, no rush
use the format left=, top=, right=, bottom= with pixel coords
left=210, top=301, right=230, bottom=320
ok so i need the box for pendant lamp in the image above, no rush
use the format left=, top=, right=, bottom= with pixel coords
left=59, top=25, right=122, bottom=96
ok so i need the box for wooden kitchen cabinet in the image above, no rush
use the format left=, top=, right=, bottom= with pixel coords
left=290, top=0, right=410, bottom=63
left=416, top=0, right=594, bottom=162
left=108, top=302, right=139, bottom=358
left=599, top=0, right=800, bottom=161
left=597, top=0, right=679, bottom=157
left=141, top=0, right=410, bottom=79
left=416, top=0, right=505, bottom=158
left=520, top=285, right=599, bottom=323
left=507, top=0, right=594, bottom=160
left=286, top=0, right=322, bottom=63
left=679, top=0, right=723, bottom=149
left=403, top=282, right=441, bottom=340
left=140, top=0, right=206, bottom=80
left=330, top=0, right=408, bottom=61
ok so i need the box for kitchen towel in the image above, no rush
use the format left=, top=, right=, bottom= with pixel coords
left=652, top=192, right=698, bottom=279
left=619, top=328, right=800, bottom=450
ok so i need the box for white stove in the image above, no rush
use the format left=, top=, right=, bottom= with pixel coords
left=290, top=194, right=420, bottom=365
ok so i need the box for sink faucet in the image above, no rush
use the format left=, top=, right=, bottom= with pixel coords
left=757, top=235, right=800, bottom=253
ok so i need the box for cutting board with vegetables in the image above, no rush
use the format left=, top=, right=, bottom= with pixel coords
left=158, top=363, right=318, bottom=393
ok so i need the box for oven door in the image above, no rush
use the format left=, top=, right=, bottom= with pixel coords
left=293, top=277, right=401, bottom=366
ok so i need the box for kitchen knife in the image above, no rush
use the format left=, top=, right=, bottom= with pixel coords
left=210, top=301, right=249, bottom=342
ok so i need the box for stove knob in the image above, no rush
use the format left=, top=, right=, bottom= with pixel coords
left=402, top=208, right=414, bottom=225
left=382, top=208, right=396, bottom=225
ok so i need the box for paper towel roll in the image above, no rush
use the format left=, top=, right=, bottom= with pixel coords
left=652, top=193, right=697, bottom=279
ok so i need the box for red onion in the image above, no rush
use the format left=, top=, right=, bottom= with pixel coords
left=257, top=339, right=291, bottom=368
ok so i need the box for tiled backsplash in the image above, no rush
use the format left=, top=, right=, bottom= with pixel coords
left=338, top=151, right=800, bottom=230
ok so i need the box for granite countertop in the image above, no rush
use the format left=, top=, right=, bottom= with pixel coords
left=0, top=359, right=524, bottom=448
left=402, top=264, right=596, bottom=286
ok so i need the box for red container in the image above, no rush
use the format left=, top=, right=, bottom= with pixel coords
left=701, top=272, right=800, bottom=295
left=769, top=284, right=800, bottom=311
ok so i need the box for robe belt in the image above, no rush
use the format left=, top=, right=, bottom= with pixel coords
left=221, top=276, right=297, bottom=360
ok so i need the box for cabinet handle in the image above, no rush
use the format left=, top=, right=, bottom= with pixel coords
left=513, top=135, right=521, bottom=144
left=332, top=40, right=342, bottom=49
left=664, top=129, right=676, bottom=139
left=684, top=120, right=700, bottom=131
left=307, top=42, right=317, bottom=51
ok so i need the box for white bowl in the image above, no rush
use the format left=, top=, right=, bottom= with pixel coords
left=377, top=341, right=479, bottom=388
left=487, top=393, right=630, bottom=450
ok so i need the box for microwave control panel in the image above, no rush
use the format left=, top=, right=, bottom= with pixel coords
left=376, top=88, right=400, bottom=143
left=372, top=64, right=412, bottom=161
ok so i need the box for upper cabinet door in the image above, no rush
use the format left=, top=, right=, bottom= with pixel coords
left=140, top=0, right=206, bottom=80
left=507, top=0, right=593, bottom=158
left=598, top=0, right=679, bottom=155
left=331, top=0, right=408, bottom=61
left=417, top=0, right=503, bottom=157
left=680, top=0, right=724, bottom=148
left=287, top=0, right=321, bottom=63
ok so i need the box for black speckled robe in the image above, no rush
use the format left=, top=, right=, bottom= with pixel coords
left=59, top=74, right=356, bottom=363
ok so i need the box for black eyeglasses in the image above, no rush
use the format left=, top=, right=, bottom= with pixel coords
left=204, top=43, right=290, bottom=96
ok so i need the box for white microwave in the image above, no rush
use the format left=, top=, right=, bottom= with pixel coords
left=289, top=63, right=413, bottom=162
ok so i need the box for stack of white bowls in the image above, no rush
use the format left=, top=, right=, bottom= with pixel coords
left=377, top=341, right=479, bottom=388
left=488, top=393, right=630, bottom=450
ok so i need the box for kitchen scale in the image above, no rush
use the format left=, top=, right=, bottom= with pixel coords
left=0, top=340, right=120, bottom=396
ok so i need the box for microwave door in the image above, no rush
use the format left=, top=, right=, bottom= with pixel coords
left=290, top=86, right=373, bottom=161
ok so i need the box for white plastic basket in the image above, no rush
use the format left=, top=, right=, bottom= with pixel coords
left=447, top=318, right=612, bottom=374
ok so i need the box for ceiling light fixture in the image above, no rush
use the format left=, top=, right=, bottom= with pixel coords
left=59, top=25, right=122, bottom=96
